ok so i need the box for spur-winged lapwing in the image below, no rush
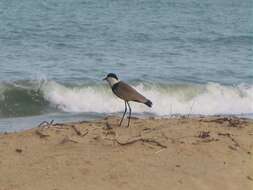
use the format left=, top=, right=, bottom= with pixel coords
left=103, top=73, right=152, bottom=127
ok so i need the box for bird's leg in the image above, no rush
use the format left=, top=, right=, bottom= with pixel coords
left=126, top=102, right=131, bottom=128
left=119, top=101, right=127, bottom=127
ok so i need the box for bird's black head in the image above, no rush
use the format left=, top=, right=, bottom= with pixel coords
left=104, top=73, right=118, bottom=80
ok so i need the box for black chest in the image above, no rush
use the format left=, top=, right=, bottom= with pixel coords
left=111, top=83, right=119, bottom=95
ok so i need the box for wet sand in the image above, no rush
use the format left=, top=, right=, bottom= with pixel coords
left=0, top=116, right=253, bottom=190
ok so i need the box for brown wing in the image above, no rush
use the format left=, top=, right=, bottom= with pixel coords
left=113, top=81, right=148, bottom=103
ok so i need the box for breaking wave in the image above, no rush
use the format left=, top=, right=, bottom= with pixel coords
left=0, top=80, right=252, bottom=117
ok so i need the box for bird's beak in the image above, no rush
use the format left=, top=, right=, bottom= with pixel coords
left=102, top=77, right=107, bottom=81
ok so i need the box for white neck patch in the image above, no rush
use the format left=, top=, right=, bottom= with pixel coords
left=106, top=77, right=120, bottom=87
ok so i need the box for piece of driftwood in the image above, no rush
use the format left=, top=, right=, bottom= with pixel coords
left=200, top=117, right=246, bottom=128
left=71, top=125, right=88, bottom=137
left=218, top=133, right=240, bottom=147
left=228, top=145, right=237, bottom=151
left=60, top=136, right=79, bottom=144
left=115, top=136, right=143, bottom=146
left=71, top=125, right=81, bottom=136
left=37, top=120, right=54, bottom=128
left=217, top=132, right=231, bottom=137
left=155, top=149, right=166, bottom=154
left=115, top=136, right=167, bottom=148
left=52, top=123, right=70, bottom=127
left=81, top=130, right=89, bottom=137
left=218, top=132, right=251, bottom=154
left=37, top=120, right=89, bottom=138
left=142, top=138, right=167, bottom=148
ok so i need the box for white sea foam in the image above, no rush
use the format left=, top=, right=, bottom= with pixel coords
left=41, top=81, right=253, bottom=115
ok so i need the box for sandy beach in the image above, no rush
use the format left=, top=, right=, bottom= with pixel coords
left=0, top=116, right=253, bottom=190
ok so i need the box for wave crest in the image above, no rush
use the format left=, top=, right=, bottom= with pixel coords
left=42, top=81, right=253, bottom=115
left=0, top=80, right=252, bottom=117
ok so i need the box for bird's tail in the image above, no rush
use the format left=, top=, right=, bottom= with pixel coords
left=145, top=100, right=152, bottom=107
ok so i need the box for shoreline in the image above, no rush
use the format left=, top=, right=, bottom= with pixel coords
left=1, top=113, right=253, bottom=133
left=0, top=116, right=253, bottom=190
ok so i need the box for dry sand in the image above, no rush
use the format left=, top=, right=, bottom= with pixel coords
left=0, top=116, right=253, bottom=190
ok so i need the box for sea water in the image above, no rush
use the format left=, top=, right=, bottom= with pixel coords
left=0, top=0, right=252, bottom=131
